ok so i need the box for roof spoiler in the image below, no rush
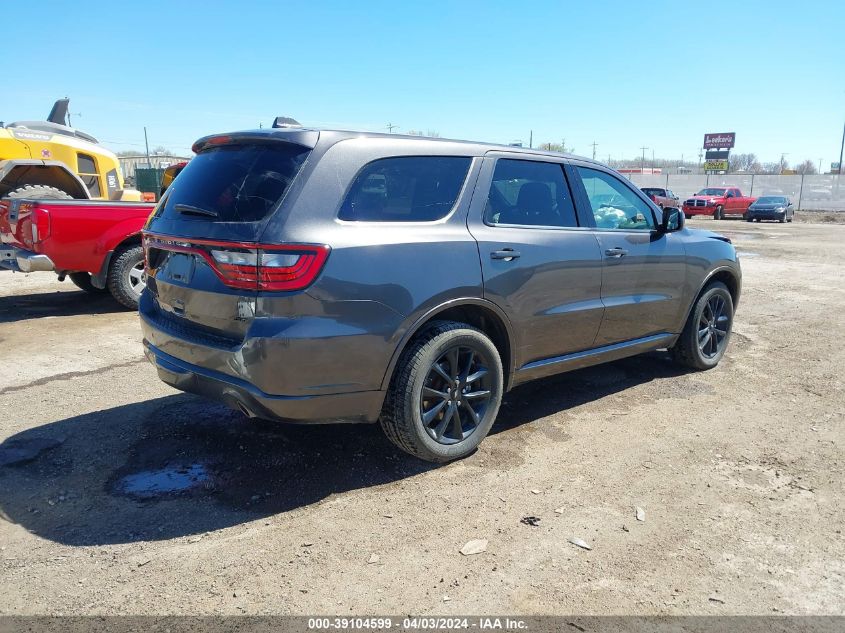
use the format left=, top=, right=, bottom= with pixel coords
left=192, top=129, right=319, bottom=153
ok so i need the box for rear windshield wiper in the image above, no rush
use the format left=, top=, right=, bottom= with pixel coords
left=174, top=203, right=219, bottom=218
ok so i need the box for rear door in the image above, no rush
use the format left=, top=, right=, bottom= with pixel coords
left=570, top=164, right=687, bottom=346
left=144, top=136, right=314, bottom=340
left=467, top=154, right=604, bottom=368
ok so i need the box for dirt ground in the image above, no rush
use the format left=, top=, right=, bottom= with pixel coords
left=0, top=218, right=842, bottom=616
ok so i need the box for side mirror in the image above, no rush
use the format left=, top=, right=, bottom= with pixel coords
left=660, top=207, right=685, bottom=232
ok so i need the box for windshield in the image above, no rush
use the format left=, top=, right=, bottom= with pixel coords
left=641, top=188, right=663, bottom=195
left=756, top=196, right=787, bottom=204
left=697, top=188, right=727, bottom=196
left=158, top=143, right=310, bottom=223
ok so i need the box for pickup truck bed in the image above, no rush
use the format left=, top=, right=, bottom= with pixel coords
left=1, top=198, right=155, bottom=308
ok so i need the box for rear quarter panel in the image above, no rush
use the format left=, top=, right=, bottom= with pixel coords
left=256, top=138, right=487, bottom=394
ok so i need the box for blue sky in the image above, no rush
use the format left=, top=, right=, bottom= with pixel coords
left=4, top=0, right=843, bottom=168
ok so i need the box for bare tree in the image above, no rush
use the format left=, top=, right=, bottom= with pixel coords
left=793, top=159, right=818, bottom=175
left=729, top=153, right=761, bottom=173
left=406, top=130, right=441, bottom=138
left=538, top=141, right=574, bottom=153
left=761, top=159, right=789, bottom=174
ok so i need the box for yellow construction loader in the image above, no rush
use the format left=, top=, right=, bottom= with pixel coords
left=0, top=99, right=140, bottom=200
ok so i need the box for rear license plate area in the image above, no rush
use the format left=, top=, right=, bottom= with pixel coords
left=165, top=252, right=195, bottom=284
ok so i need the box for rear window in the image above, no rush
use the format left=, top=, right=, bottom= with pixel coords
left=159, top=144, right=310, bottom=223
left=338, top=156, right=471, bottom=222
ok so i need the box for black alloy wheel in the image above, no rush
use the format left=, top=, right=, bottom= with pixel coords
left=420, top=345, right=493, bottom=444
left=698, top=294, right=730, bottom=359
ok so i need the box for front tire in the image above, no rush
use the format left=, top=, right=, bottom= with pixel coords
left=670, top=282, right=734, bottom=370
left=380, top=321, right=503, bottom=463
left=713, top=205, right=724, bottom=220
left=107, top=245, right=145, bottom=309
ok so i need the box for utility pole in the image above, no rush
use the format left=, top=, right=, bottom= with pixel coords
left=143, top=127, right=152, bottom=168
left=640, top=146, right=648, bottom=172
left=386, top=123, right=399, bottom=134
left=838, top=121, right=844, bottom=175
left=529, top=130, right=533, bottom=149
left=652, top=149, right=655, bottom=169
left=780, top=153, right=789, bottom=174
left=819, top=157, right=823, bottom=174
left=697, top=150, right=703, bottom=173
left=591, top=141, right=598, bottom=160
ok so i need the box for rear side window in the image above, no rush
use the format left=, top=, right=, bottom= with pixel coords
left=338, top=156, right=471, bottom=222
left=485, top=159, right=578, bottom=227
left=159, top=144, right=310, bottom=223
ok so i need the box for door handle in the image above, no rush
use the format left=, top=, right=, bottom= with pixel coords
left=604, top=247, right=628, bottom=258
left=491, top=249, right=521, bottom=261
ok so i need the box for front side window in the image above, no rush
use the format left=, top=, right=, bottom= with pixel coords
left=485, top=159, right=577, bottom=227
left=338, top=156, right=471, bottom=222
left=77, top=153, right=101, bottom=197
left=577, top=167, right=656, bottom=230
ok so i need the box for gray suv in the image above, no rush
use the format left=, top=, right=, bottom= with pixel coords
left=140, top=129, right=741, bottom=462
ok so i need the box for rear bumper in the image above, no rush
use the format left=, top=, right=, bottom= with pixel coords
left=143, top=339, right=385, bottom=424
left=0, top=248, right=54, bottom=272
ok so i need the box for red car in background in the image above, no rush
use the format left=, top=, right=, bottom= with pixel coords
left=640, top=187, right=680, bottom=209
left=682, top=187, right=756, bottom=220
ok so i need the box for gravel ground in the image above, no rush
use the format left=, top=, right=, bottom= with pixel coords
left=0, top=218, right=842, bottom=616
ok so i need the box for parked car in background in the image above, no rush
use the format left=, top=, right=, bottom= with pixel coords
left=682, top=187, right=756, bottom=220
left=0, top=197, right=154, bottom=308
left=141, top=128, right=741, bottom=462
left=640, top=187, right=679, bottom=208
left=746, top=196, right=794, bottom=223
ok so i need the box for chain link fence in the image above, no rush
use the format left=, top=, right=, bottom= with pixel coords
left=625, top=173, right=844, bottom=211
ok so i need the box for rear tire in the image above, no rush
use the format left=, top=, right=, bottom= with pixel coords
left=107, top=245, right=145, bottom=309
left=68, top=272, right=108, bottom=294
left=380, top=321, right=503, bottom=463
left=4, top=185, right=74, bottom=200
left=713, top=205, right=724, bottom=220
left=670, top=281, right=734, bottom=371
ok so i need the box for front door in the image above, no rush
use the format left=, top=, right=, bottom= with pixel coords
left=467, top=155, right=605, bottom=368
left=571, top=165, right=687, bottom=346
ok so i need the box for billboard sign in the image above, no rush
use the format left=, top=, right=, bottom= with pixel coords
left=705, top=150, right=730, bottom=160
left=703, top=133, right=736, bottom=149
left=704, top=159, right=729, bottom=172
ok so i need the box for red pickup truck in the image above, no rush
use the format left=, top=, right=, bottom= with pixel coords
left=682, top=187, right=756, bottom=220
left=0, top=198, right=155, bottom=308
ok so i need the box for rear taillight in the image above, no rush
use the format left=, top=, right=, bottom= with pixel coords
left=31, top=207, right=50, bottom=244
left=144, top=234, right=329, bottom=292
